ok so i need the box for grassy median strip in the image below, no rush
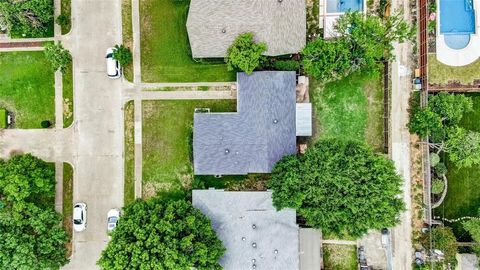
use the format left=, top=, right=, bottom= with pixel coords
left=0, top=51, right=55, bottom=128
left=63, top=62, right=74, bottom=127
left=122, top=0, right=134, bottom=82
left=124, top=101, right=135, bottom=205
left=60, top=0, right=72, bottom=34
left=139, top=0, right=235, bottom=82
left=62, top=163, right=73, bottom=257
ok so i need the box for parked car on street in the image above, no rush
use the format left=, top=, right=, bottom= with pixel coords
left=73, top=203, right=87, bottom=232
left=106, top=48, right=120, bottom=79
left=107, top=208, right=120, bottom=232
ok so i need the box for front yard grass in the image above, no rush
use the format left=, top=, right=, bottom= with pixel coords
left=310, top=70, right=384, bottom=151
left=323, top=244, right=358, bottom=270
left=0, top=51, right=55, bottom=128
left=63, top=62, right=73, bottom=127
left=139, top=0, right=235, bottom=82
left=142, top=100, right=236, bottom=197
left=124, top=101, right=135, bottom=205
left=62, top=162, right=73, bottom=257
left=435, top=94, right=480, bottom=240
left=428, top=54, right=480, bottom=85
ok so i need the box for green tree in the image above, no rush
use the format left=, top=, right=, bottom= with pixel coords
left=225, top=32, right=267, bottom=74
left=431, top=179, right=445, bottom=194
left=301, top=38, right=352, bottom=81
left=445, top=126, right=480, bottom=168
left=463, top=210, right=480, bottom=256
left=268, top=139, right=404, bottom=238
left=0, top=0, right=54, bottom=38
left=112, top=44, right=133, bottom=66
left=98, top=198, right=225, bottom=270
left=421, top=227, right=457, bottom=267
left=0, top=154, right=69, bottom=269
left=44, top=42, right=72, bottom=73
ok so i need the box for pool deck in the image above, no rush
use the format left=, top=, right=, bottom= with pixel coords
left=436, top=0, right=480, bottom=66
left=320, top=0, right=367, bottom=39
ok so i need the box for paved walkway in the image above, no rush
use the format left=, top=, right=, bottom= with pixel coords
left=322, top=239, right=357, bottom=245
left=0, top=37, right=55, bottom=43
left=0, top=47, right=44, bottom=52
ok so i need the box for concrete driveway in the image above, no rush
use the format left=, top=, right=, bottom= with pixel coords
left=63, top=0, right=124, bottom=269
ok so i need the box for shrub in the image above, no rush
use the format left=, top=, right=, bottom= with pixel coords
left=112, top=44, right=133, bottom=66
left=44, top=42, right=72, bottom=73
left=434, top=162, right=447, bottom=177
left=430, top=153, right=440, bottom=167
left=272, top=60, right=300, bottom=71
left=431, top=179, right=445, bottom=195
left=41, top=120, right=52, bottom=128
left=56, top=14, right=69, bottom=28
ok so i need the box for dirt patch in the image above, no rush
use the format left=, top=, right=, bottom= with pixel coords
left=63, top=98, right=72, bottom=121
left=142, top=181, right=173, bottom=198
left=410, top=134, right=426, bottom=248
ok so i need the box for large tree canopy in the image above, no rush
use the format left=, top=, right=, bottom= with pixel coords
left=268, top=139, right=404, bottom=238
left=302, top=12, right=413, bottom=82
left=44, top=42, right=72, bottom=74
left=225, top=32, right=267, bottom=75
left=98, top=198, right=225, bottom=270
left=0, top=154, right=68, bottom=269
left=463, top=210, right=480, bottom=256
left=0, top=0, right=54, bottom=38
left=408, top=93, right=479, bottom=168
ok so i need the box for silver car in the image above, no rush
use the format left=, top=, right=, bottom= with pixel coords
left=107, top=208, right=120, bottom=232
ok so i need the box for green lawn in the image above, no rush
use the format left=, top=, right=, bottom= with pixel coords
left=124, top=101, right=135, bottom=205
left=142, top=100, right=236, bottom=197
left=122, top=0, right=133, bottom=82
left=435, top=94, right=480, bottom=240
left=0, top=108, right=6, bottom=128
left=63, top=62, right=73, bottom=127
left=62, top=162, right=73, bottom=257
left=310, top=70, right=384, bottom=151
left=323, top=244, right=358, bottom=270
left=428, top=54, right=480, bottom=85
left=0, top=52, right=55, bottom=128
left=139, top=0, right=235, bottom=82
left=60, top=0, right=72, bottom=34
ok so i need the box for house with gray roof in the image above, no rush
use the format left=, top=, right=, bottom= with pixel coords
left=186, top=0, right=306, bottom=58
left=193, top=71, right=304, bottom=175
left=192, top=189, right=299, bottom=270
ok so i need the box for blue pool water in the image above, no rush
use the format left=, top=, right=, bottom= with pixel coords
left=327, top=0, right=363, bottom=13
left=440, top=0, right=476, bottom=49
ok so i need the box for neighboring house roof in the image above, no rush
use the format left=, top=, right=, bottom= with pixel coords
left=193, top=71, right=297, bottom=175
left=192, top=189, right=299, bottom=270
left=186, top=0, right=306, bottom=58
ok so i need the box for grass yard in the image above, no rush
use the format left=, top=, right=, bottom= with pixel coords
left=60, top=0, right=72, bottom=34
left=62, top=162, right=73, bottom=257
left=124, top=101, right=135, bottom=205
left=139, top=0, right=235, bottom=82
left=142, top=100, right=236, bottom=198
left=428, top=54, right=480, bottom=85
left=310, top=70, right=384, bottom=151
left=63, top=62, right=73, bottom=127
left=323, top=244, right=358, bottom=270
left=435, top=94, right=480, bottom=240
left=0, top=108, right=6, bottom=128
left=0, top=51, right=55, bottom=128
left=122, top=0, right=133, bottom=82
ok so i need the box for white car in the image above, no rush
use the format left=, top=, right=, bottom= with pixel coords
left=106, top=48, right=120, bottom=79
left=107, top=208, right=120, bottom=232
left=73, top=203, right=87, bottom=232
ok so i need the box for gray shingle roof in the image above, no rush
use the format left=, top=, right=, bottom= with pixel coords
left=186, top=0, right=306, bottom=58
left=193, top=71, right=297, bottom=175
left=192, top=190, right=299, bottom=270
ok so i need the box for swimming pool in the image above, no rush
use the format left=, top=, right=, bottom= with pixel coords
left=440, top=0, right=476, bottom=49
left=326, top=0, right=363, bottom=13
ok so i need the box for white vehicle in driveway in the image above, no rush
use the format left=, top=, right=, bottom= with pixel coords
left=106, top=48, right=120, bottom=79
left=107, top=208, right=120, bottom=232
left=73, top=203, right=87, bottom=232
